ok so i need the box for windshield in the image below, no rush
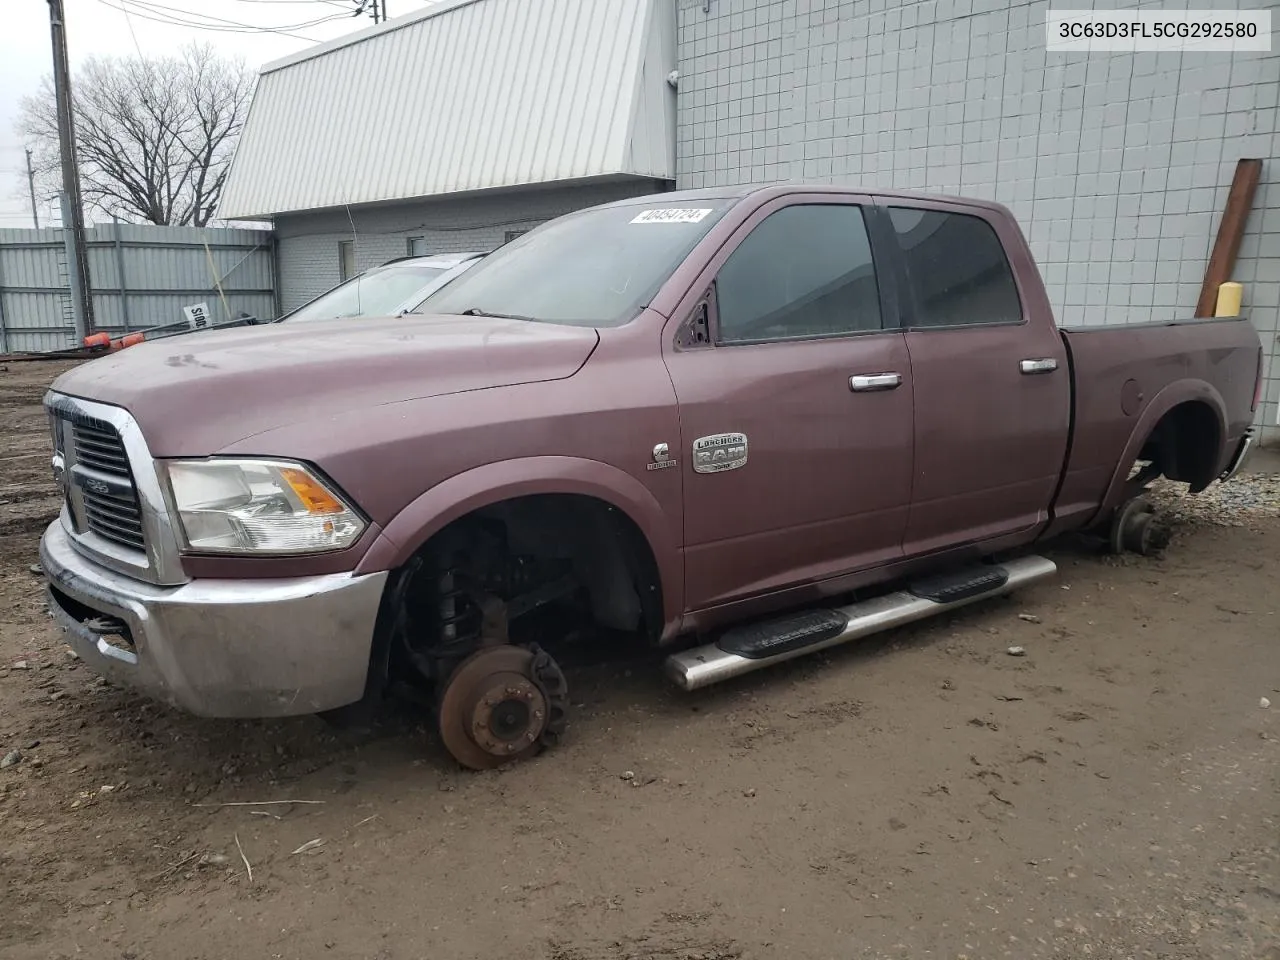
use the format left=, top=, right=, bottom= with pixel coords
left=420, top=200, right=733, bottom=326
left=285, top=264, right=450, bottom=322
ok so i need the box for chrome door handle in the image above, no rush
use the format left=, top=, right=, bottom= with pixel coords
left=1019, top=358, right=1059, bottom=375
left=849, top=372, right=903, bottom=392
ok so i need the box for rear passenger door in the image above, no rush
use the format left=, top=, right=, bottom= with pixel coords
left=663, top=196, right=915, bottom=611
left=882, top=201, right=1070, bottom=555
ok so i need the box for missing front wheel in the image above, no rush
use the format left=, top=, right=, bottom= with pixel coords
left=436, top=643, right=568, bottom=770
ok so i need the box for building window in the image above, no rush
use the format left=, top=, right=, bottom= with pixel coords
left=407, top=236, right=428, bottom=257
left=504, top=230, right=528, bottom=243
left=338, top=240, right=356, bottom=282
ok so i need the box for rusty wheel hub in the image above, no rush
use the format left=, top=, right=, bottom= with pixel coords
left=438, top=645, right=565, bottom=770
left=1109, top=496, right=1170, bottom=556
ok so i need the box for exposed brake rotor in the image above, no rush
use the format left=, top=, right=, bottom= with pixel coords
left=437, top=644, right=568, bottom=770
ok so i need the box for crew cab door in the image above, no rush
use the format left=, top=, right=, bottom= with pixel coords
left=662, top=196, right=914, bottom=611
left=878, top=199, right=1070, bottom=555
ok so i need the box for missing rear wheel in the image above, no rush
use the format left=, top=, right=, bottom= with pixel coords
left=1108, top=497, right=1171, bottom=556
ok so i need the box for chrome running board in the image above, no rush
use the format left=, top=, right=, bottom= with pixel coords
left=665, top=555, right=1057, bottom=691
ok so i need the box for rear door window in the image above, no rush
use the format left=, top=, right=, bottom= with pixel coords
left=887, top=207, right=1022, bottom=327
left=716, top=204, right=882, bottom=343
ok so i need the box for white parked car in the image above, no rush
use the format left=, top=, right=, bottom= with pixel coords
left=281, top=252, right=485, bottom=322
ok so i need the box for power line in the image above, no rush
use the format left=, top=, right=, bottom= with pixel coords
left=117, top=0, right=146, bottom=57
left=223, top=1, right=358, bottom=6
left=117, top=0, right=356, bottom=32
left=91, top=0, right=355, bottom=41
left=220, top=0, right=375, bottom=16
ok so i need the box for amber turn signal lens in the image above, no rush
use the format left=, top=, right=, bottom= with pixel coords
left=280, top=467, right=347, bottom=515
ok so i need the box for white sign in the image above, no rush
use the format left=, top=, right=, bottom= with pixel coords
left=631, top=208, right=713, bottom=225
left=1047, top=10, right=1271, bottom=52
left=182, top=302, right=211, bottom=329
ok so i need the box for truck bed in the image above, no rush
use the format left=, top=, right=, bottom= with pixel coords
left=1051, top=316, right=1260, bottom=532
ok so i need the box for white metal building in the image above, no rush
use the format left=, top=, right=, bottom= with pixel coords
left=218, top=0, right=678, bottom=312
left=223, top=0, right=1278, bottom=438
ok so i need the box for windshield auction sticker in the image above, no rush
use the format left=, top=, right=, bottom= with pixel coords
left=631, top=208, right=713, bottom=224
left=1047, top=9, right=1271, bottom=51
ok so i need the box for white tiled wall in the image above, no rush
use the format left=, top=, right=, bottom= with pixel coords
left=676, top=0, right=1280, bottom=437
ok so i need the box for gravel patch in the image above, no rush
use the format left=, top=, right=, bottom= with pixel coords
left=1148, top=472, right=1280, bottom=528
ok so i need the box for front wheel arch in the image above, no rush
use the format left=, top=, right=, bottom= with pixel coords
left=355, top=456, right=682, bottom=634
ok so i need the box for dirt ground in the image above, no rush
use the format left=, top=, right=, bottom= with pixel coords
left=1, top=359, right=1277, bottom=960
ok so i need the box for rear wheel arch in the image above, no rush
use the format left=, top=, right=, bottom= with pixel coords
left=1138, top=400, right=1223, bottom=489
left=1101, top=381, right=1229, bottom=512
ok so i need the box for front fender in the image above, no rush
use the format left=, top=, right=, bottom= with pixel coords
left=1096, top=377, right=1228, bottom=517
left=353, top=456, right=682, bottom=631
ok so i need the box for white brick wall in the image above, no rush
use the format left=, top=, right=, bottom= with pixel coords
left=274, top=180, right=668, bottom=312
left=677, top=0, right=1280, bottom=437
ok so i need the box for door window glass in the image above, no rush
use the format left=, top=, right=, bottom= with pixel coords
left=716, top=205, right=881, bottom=343
left=888, top=207, right=1022, bottom=327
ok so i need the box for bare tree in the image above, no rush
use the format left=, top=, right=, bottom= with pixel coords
left=18, top=44, right=255, bottom=227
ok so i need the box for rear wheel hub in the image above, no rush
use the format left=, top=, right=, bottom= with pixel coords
left=1110, top=496, right=1170, bottom=556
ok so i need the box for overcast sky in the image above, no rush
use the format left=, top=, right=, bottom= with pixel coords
left=0, top=0, right=438, bottom=227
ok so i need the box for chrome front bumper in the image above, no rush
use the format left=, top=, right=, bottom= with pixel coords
left=41, top=521, right=388, bottom=718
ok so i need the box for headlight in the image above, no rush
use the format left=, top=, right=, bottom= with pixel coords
left=163, top=459, right=365, bottom=555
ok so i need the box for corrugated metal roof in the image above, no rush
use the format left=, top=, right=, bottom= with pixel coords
left=219, top=0, right=674, bottom=220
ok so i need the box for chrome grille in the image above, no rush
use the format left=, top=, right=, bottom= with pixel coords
left=46, top=393, right=186, bottom=586
left=68, top=418, right=146, bottom=552
left=71, top=420, right=131, bottom=475
left=81, top=487, right=146, bottom=550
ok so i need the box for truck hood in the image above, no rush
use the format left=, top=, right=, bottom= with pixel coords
left=51, top=314, right=600, bottom=456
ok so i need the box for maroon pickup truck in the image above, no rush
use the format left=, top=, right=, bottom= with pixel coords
left=41, top=184, right=1259, bottom=769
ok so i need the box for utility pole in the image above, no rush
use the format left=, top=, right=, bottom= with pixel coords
left=24, top=149, right=39, bottom=229
left=47, top=0, right=93, bottom=337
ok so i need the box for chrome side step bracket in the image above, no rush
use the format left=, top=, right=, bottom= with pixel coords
left=664, top=555, right=1057, bottom=692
